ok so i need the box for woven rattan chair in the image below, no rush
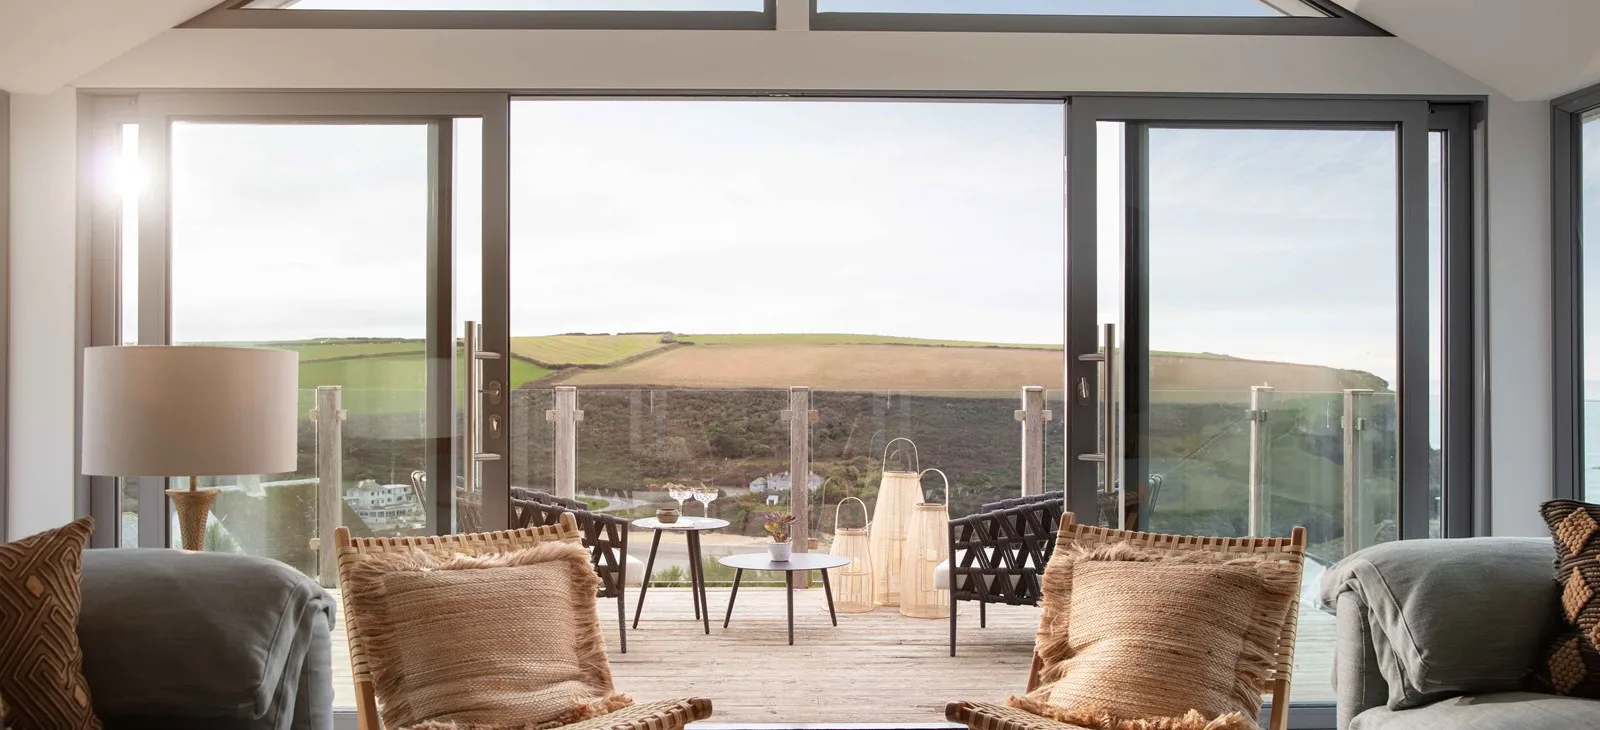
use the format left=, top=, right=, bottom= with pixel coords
left=334, top=517, right=713, bottom=730
left=946, top=497, right=1065, bottom=656
left=946, top=512, right=1307, bottom=730
left=513, top=496, right=634, bottom=653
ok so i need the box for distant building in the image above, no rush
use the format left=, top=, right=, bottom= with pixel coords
left=345, top=480, right=426, bottom=530
left=748, top=471, right=824, bottom=494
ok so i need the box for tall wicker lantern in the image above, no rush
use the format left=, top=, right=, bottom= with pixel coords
left=869, top=438, right=924, bottom=607
left=900, top=469, right=951, bottom=619
left=828, top=496, right=875, bottom=613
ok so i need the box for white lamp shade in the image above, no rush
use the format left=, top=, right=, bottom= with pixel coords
left=82, top=346, right=300, bottom=477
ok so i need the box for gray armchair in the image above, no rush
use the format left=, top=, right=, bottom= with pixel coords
left=77, top=549, right=335, bottom=730
left=1320, top=537, right=1599, bottom=729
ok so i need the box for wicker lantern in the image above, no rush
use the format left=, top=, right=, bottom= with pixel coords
left=869, top=438, right=924, bottom=607
left=900, top=468, right=951, bottom=619
left=828, top=496, right=875, bottom=613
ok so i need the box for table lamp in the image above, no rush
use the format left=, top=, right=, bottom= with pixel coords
left=82, top=346, right=299, bottom=551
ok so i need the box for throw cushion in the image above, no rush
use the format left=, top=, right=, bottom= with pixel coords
left=1532, top=499, right=1600, bottom=698
left=1009, top=543, right=1298, bottom=730
left=0, top=517, right=101, bottom=730
left=341, top=541, right=631, bottom=730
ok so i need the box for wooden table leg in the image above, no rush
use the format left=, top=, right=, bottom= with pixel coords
left=723, top=568, right=743, bottom=628
left=786, top=570, right=795, bottom=646
left=821, top=568, right=838, bottom=626
left=632, top=529, right=663, bottom=629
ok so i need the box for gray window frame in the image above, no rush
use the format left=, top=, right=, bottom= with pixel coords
left=183, top=0, right=777, bottom=30
left=1551, top=83, right=1600, bottom=502
left=807, top=0, right=1387, bottom=36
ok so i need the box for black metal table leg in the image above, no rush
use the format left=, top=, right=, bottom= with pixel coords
left=820, top=568, right=838, bottom=626
left=686, top=533, right=703, bottom=621
left=723, top=568, right=743, bottom=628
left=786, top=570, right=795, bottom=646
left=690, top=531, right=710, bottom=635
left=632, top=529, right=663, bottom=629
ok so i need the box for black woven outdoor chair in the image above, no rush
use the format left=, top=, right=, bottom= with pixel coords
left=945, top=497, right=1065, bottom=656
left=513, top=497, right=634, bottom=653
left=512, top=486, right=586, bottom=511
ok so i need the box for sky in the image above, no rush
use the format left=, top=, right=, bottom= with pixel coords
left=1584, top=114, right=1600, bottom=389
left=283, top=0, right=1301, bottom=16
left=150, top=99, right=1429, bottom=386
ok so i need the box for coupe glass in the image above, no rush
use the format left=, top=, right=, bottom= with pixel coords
left=693, top=487, right=718, bottom=518
left=667, top=484, right=690, bottom=511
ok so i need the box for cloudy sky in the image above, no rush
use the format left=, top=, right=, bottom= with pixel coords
left=157, top=98, right=1422, bottom=386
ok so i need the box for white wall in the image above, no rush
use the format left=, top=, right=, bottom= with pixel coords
left=1487, top=94, right=1556, bottom=536
left=3, top=24, right=1557, bottom=536
left=8, top=90, right=79, bottom=538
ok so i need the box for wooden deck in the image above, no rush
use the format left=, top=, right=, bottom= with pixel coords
left=329, top=588, right=1337, bottom=723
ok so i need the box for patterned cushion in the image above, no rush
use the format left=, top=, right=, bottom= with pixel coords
left=0, top=517, right=101, bottom=729
left=341, top=541, right=631, bottom=730
left=1008, top=543, right=1298, bottom=730
left=1532, top=500, right=1600, bottom=698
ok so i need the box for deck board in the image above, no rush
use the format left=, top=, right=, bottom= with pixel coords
left=328, top=587, right=1336, bottom=722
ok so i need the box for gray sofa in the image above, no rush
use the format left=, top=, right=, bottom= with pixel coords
left=1320, top=537, right=1600, bottom=729
left=76, top=549, right=336, bottom=730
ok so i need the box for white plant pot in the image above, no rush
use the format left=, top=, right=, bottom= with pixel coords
left=768, top=541, right=793, bottom=562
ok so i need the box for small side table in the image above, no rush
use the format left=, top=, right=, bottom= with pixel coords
left=719, top=552, right=851, bottom=645
left=631, top=516, right=730, bottom=636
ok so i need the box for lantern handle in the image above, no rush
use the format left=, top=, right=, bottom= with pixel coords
left=919, top=468, right=950, bottom=508
left=835, top=496, right=870, bottom=532
left=881, top=437, right=920, bottom=473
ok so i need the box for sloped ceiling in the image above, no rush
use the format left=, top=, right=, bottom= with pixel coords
left=1, top=0, right=1598, bottom=100
left=0, top=0, right=219, bottom=94
left=1337, top=0, right=1600, bottom=101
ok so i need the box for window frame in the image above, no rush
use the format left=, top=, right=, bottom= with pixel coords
left=183, top=0, right=778, bottom=30
left=807, top=0, right=1388, bottom=36
left=1551, top=84, right=1600, bottom=502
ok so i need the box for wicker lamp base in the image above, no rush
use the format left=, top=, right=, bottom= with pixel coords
left=167, top=486, right=221, bottom=551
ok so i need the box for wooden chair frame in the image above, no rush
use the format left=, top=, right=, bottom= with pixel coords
left=334, top=515, right=583, bottom=730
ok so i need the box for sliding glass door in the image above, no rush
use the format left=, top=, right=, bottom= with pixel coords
left=1065, top=98, right=1436, bottom=707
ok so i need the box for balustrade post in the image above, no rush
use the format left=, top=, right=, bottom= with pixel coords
left=1016, top=386, right=1052, bottom=497
left=782, top=386, right=818, bottom=588
left=1342, top=388, right=1374, bottom=554
left=310, top=386, right=345, bottom=589
left=546, top=386, right=584, bottom=500
left=1247, top=385, right=1274, bottom=537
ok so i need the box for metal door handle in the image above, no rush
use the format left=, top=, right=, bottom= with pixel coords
left=463, top=321, right=504, bottom=497
left=1076, top=323, right=1118, bottom=495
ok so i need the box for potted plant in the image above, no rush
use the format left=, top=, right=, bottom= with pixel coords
left=764, top=511, right=798, bottom=562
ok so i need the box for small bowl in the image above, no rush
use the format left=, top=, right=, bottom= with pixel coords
left=656, top=508, right=681, bottom=524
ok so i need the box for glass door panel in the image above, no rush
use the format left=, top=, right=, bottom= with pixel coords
left=165, top=121, right=450, bottom=572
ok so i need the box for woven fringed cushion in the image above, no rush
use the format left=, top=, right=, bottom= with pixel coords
left=1531, top=499, right=1600, bottom=698
left=342, top=541, right=633, bottom=730
left=1008, top=544, right=1298, bottom=730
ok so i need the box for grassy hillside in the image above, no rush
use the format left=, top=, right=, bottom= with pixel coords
left=678, top=333, right=1058, bottom=349
left=510, top=334, right=673, bottom=367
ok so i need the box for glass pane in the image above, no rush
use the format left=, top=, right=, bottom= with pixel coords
left=116, top=122, right=142, bottom=545
left=254, top=0, right=764, bottom=9
left=509, top=99, right=1064, bottom=721
left=169, top=122, right=434, bottom=570
left=816, top=0, right=1328, bottom=17
left=1428, top=131, right=1444, bottom=537
left=1584, top=112, right=1600, bottom=504
left=1136, top=126, right=1400, bottom=704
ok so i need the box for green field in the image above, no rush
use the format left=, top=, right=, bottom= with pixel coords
left=297, top=350, right=552, bottom=411
left=204, top=340, right=426, bottom=362
left=678, top=333, right=1057, bottom=349
left=510, top=334, right=672, bottom=367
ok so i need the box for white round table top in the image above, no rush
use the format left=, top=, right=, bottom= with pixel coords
left=718, top=552, right=851, bottom=572
left=631, top=516, right=730, bottom=532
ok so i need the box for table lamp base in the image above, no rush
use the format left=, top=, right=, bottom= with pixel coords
left=167, top=485, right=221, bottom=551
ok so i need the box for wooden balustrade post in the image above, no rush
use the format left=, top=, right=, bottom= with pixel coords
left=546, top=386, right=584, bottom=500
left=1015, top=386, right=1052, bottom=497
left=781, top=386, right=818, bottom=588
left=311, top=386, right=345, bottom=588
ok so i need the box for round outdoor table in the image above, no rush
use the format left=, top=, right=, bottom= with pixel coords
left=718, top=552, right=851, bottom=645
left=631, top=516, right=730, bottom=636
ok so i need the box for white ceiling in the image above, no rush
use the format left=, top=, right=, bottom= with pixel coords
left=0, top=0, right=219, bottom=94
left=1336, top=0, right=1600, bottom=101
left=0, top=0, right=1597, bottom=100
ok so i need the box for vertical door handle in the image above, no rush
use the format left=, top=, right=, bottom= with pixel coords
left=463, top=321, right=503, bottom=498
left=1076, top=323, right=1118, bottom=495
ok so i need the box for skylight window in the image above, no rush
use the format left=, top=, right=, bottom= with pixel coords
left=813, top=0, right=1329, bottom=17
left=248, top=0, right=765, bottom=8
